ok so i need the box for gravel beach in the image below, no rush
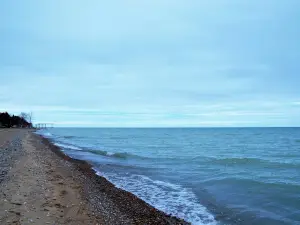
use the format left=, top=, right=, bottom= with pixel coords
left=0, top=129, right=189, bottom=225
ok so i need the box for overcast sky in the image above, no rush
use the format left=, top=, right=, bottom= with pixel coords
left=1, top=0, right=300, bottom=127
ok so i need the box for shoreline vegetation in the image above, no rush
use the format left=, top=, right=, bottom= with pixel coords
left=0, top=129, right=189, bottom=224
left=0, top=112, right=33, bottom=128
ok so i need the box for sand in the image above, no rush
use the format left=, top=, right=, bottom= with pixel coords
left=0, top=129, right=189, bottom=225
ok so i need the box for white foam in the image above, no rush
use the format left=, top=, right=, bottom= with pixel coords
left=138, top=175, right=182, bottom=190
left=106, top=152, right=115, bottom=156
left=54, top=143, right=82, bottom=151
left=35, top=130, right=52, bottom=137
left=44, top=132, right=53, bottom=137
left=95, top=171, right=217, bottom=225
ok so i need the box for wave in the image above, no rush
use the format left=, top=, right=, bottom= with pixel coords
left=273, top=153, right=300, bottom=158
left=36, top=131, right=53, bottom=137
left=94, top=171, right=217, bottom=225
left=204, top=177, right=300, bottom=191
left=62, top=135, right=77, bottom=139
left=86, top=149, right=148, bottom=160
left=44, top=132, right=53, bottom=137
left=212, top=157, right=264, bottom=165
left=208, top=157, right=300, bottom=168
left=54, top=142, right=82, bottom=151
left=49, top=140, right=149, bottom=160
left=87, top=149, right=108, bottom=156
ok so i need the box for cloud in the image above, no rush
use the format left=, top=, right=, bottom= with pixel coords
left=1, top=0, right=300, bottom=126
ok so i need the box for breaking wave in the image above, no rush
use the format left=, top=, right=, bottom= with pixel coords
left=86, top=149, right=148, bottom=160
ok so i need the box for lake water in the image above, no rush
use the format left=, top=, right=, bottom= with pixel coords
left=37, top=128, right=300, bottom=225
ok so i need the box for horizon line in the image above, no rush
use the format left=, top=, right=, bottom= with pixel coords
left=41, top=126, right=300, bottom=129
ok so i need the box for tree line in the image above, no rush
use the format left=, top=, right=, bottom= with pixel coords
left=0, top=112, right=33, bottom=128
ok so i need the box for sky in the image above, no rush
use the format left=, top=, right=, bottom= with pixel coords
left=1, top=0, right=300, bottom=127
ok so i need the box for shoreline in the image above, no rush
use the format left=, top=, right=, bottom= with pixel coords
left=8, top=129, right=190, bottom=224
left=36, top=132, right=189, bottom=224
left=0, top=129, right=188, bottom=224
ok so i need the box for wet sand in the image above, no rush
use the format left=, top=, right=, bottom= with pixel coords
left=0, top=129, right=189, bottom=225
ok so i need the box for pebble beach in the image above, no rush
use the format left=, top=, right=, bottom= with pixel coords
left=0, top=129, right=188, bottom=225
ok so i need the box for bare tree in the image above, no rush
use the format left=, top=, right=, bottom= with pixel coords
left=19, top=112, right=33, bottom=128
left=20, top=112, right=28, bottom=121
left=28, top=112, right=33, bottom=124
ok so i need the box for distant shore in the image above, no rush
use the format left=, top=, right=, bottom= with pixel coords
left=0, top=129, right=188, bottom=225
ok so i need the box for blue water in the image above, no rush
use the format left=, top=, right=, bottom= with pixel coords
left=37, top=128, right=300, bottom=225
